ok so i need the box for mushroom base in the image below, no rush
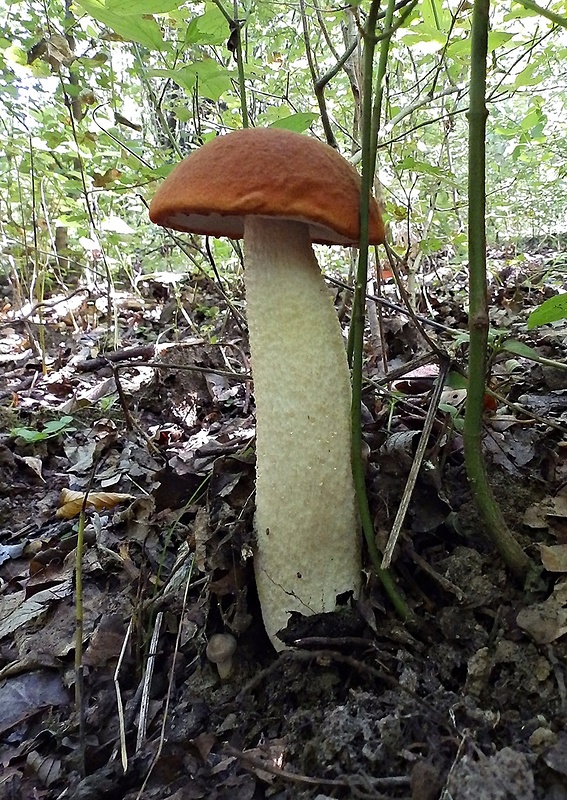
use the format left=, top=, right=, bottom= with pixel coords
left=244, top=217, right=361, bottom=650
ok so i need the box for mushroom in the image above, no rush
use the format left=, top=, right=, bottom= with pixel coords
left=150, top=128, right=384, bottom=649
left=206, top=633, right=237, bottom=679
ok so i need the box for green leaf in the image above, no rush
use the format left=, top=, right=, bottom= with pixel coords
left=270, top=112, right=318, bottom=132
left=398, top=155, right=446, bottom=178
left=531, top=122, right=546, bottom=141
left=439, top=402, right=461, bottom=418
left=152, top=162, right=178, bottom=179
left=527, top=294, right=567, bottom=329
left=402, top=25, right=447, bottom=49
left=175, top=106, right=193, bottom=122
left=148, top=67, right=195, bottom=93
left=185, top=4, right=229, bottom=46
left=106, top=0, right=179, bottom=12
left=487, top=31, right=513, bottom=51
left=190, top=59, right=233, bottom=100
left=504, top=4, right=538, bottom=19
left=11, top=427, right=48, bottom=443
left=446, top=37, right=470, bottom=56
left=521, top=108, right=542, bottom=131
left=150, top=60, right=232, bottom=100
left=4, top=43, right=28, bottom=66
left=10, top=415, right=74, bottom=442
left=493, top=123, right=518, bottom=138
left=446, top=371, right=468, bottom=389
left=75, top=0, right=166, bottom=50
left=513, top=62, right=541, bottom=89
left=42, top=416, right=75, bottom=435
left=501, top=339, right=542, bottom=358
left=420, top=0, right=451, bottom=30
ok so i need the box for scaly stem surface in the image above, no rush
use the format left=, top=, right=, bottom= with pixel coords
left=245, top=217, right=361, bottom=648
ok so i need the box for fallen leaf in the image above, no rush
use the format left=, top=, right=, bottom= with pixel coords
left=20, top=456, right=45, bottom=481
left=56, top=489, right=135, bottom=519
left=0, top=542, right=25, bottom=566
left=0, top=671, right=69, bottom=735
left=0, top=582, right=73, bottom=640
left=540, top=544, right=567, bottom=573
left=26, top=750, right=63, bottom=786
left=517, top=583, right=567, bottom=643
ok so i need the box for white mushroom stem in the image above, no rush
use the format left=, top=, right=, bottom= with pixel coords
left=244, top=217, right=361, bottom=650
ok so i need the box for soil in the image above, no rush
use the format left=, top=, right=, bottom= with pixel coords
left=0, top=244, right=567, bottom=800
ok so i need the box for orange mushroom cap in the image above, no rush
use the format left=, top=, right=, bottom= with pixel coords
left=149, top=127, right=385, bottom=247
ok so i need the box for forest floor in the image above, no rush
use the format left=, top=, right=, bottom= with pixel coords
left=0, top=238, right=566, bottom=800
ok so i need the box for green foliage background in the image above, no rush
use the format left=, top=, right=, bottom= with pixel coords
left=1, top=0, right=566, bottom=292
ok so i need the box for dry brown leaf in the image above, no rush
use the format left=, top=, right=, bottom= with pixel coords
left=27, top=750, right=62, bottom=786
left=540, top=544, right=567, bottom=573
left=191, top=732, right=216, bottom=762
left=524, top=491, right=567, bottom=530
left=56, top=488, right=135, bottom=519
left=0, top=582, right=73, bottom=640
left=21, top=456, right=45, bottom=482
left=517, top=582, right=567, bottom=644
left=93, top=168, right=122, bottom=188
left=83, top=615, right=128, bottom=667
left=0, top=672, right=69, bottom=736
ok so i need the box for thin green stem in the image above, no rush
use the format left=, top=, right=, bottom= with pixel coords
left=465, top=0, right=532, bottom=579
left=513, top=0, right=567, bottom=28
left=351, top=0, right=411, bottom=622
left=234, top=15, right=249, bottom=127
left=370, top=0, right=396, bottom=166
left=212, top=0, right=249, bottom=127
left=133, top=44, right=183, bottom=160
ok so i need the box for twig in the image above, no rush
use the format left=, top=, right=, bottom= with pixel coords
left=210, top=0, right=249, bottom=126
left=383, top=242, right=447, bottom=358
left=327, top=274, right=457, bottom=334
left=76, top=345, right=155, bottom=372
left=142, top=360, right=250, bottom=381
left=486, top=389, right=567, bottom=435
left=113, top=365, right=135, bottom=431
left=114, top=619, right=133, bottom=772
left=237, top=648, right=392, bottom=703
left=139, top=194, right=247, bottom=333
left=1, top=286, right=88, bottom=326
left=74, top=454, right=104, bottom=776
left=299, top=0, right=336, bottom=147
left=403, top=544, right=465, bottom=601
left=136, top=612, right=163, bottom=752
left=136, top=565, right=194, bottom=799
left=236, top=647, right=458, bottom=734
left=224, top=743, right=409, bottom=794
left=382, top=357, right=450, bottom=568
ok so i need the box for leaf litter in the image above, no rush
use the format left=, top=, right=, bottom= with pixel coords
left=0, top=244, right=567, bottom=799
